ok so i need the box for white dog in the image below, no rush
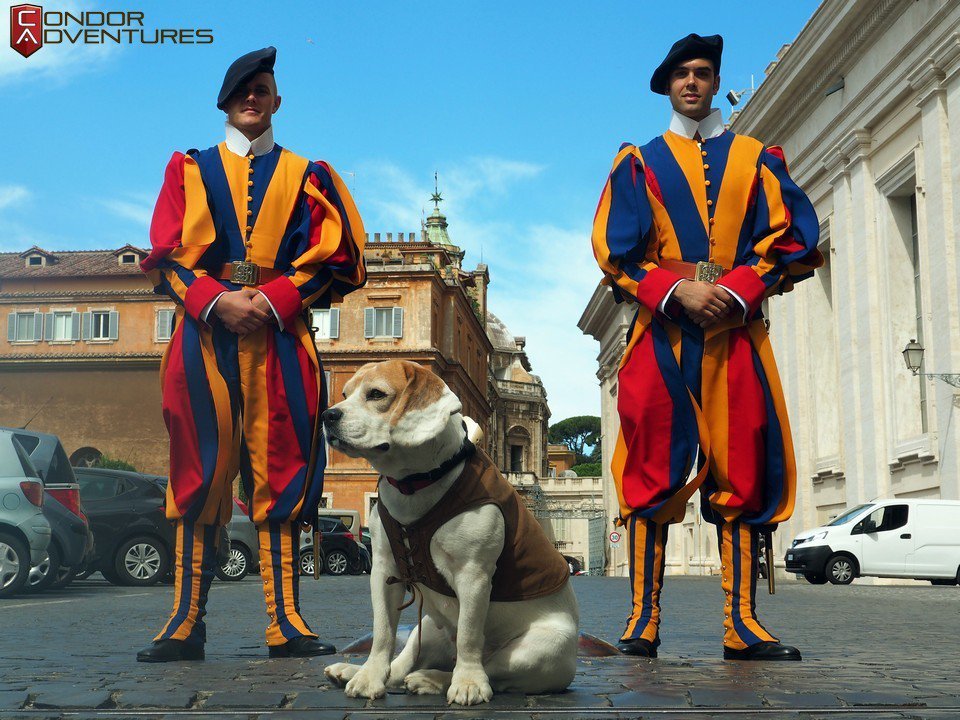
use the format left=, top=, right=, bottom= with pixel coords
left=323, top=360, right=579, bottom=706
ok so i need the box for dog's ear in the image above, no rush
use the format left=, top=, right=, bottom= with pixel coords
left=389, top=361, right=462, bottom=446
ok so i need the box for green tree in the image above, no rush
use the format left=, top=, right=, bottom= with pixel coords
left=94, top=455, right=137, bottom=472
left=548, top=415, right=601, bottom=465
left=571, top=462, right=602, bottom=477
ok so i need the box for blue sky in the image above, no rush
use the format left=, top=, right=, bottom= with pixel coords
left=2, top=0, right=820, bottom=423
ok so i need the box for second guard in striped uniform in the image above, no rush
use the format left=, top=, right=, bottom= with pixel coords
left=591, top=34, right=822, bottom=661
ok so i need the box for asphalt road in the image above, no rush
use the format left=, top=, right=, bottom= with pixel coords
left=0, top=573, right=958, bottom=719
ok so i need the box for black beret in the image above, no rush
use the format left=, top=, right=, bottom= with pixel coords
left=217, top=46, right=277, bottom=110
left=650, top=34, right=723, bottom=95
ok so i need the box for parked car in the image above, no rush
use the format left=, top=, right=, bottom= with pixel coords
left=26, top=491, right=92, bottom=593
left=72, top=467, right=230, bottom=586
left=3, top=429, right=95, bottom=592
left=298, top=516, right=364, bottom=576
left=218, top=498, right=259, bottom=581
left=786, top=500, right=960, bottom=585
left=72, top=467, right=174, bottom=586
left=0, top=430, right=51, bottom=597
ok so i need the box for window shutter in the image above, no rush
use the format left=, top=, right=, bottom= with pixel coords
left=329, top=308, right=340, bottom=339
left=33, top=312, right=43, bottom=341
left=81, top=312, right=92, bottom=340
left=109, top=311, right=119, bottom=340
left=71, top=312, right=81, bottom=340
left=44, top=312, right=54, bottom=341
left=6, top=313, right=16, bottom=342
left=363, top=308, right=374, bottom=339
left=392, top=307, right=404, bottom=338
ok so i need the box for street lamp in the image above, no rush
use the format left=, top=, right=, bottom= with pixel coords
left=902, top=340, right=960, bottom=388
left=902, top=339, right=924, bottom=374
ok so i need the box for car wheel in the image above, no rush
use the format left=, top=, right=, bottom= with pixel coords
left=114, top=537, right=169, bottom=586
left=804, top=572, right=828, bottom=584
left=73, top=565, right=96, bottom=581
left=325, top=549, right=349, bottom=576
left=216, top=544, right=250, bottom=581
left=348, top=553, right=364, bottom=576
left=49, top=562, right=76, bottom=591
left=26, top=542, right=62, bottom=593
left=0, top=531, right=31, bottom=598
left=299, top=549, right=323, bottom=577
left=826, top=555, right=856, bottom=585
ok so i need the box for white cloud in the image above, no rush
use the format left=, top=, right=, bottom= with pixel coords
left=0, top=184, right=29, bottom=210
left=1, top=1, right=119, bottom=86
left=356, top=157, right=602, bottom=422
left=100, top=194, right=153, bottom=228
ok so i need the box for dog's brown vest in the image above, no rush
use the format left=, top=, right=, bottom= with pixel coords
left=377, top=450, right=570, bottom=601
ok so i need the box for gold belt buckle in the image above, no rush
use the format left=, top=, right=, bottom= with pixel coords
left=230, top=261, right=260, bottom=286
left=695, top=261, right=724, bottom=284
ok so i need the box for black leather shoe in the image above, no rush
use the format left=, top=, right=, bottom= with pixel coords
left=268, top=636, right=337, bottom=658
left=616, top=638, right=658, bottom=658
left=136, top=639, right=204, bottom=663
left=724, top=641, right=801, bottom=661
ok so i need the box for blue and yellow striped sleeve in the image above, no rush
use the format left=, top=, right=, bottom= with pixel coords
left=592, top=145, right=682, bottom=313
left=718, top=146, right=823, bottom=314
left=257, top=161, right=366, bottom=329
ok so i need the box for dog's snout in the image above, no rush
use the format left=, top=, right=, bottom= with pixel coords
left=322, top=407, right=343, bottom=425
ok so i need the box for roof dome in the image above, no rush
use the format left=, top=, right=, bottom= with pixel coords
left=485, top=311, right=515, bottom=351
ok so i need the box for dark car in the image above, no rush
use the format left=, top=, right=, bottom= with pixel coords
left=72, top=467, right=229, bottom=586
left=2, top=428, right=95, bottom=592
left=298, top=517, right=363, bottom=576
left=72, top=467, right=175, bottom=586
left=26, top=492, right=92, bottom=592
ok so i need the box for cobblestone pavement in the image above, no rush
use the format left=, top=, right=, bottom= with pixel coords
left=0, top=574, right=958, bottom=719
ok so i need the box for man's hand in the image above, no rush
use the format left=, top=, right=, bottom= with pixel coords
left=213, top=287, right=271, bottom=335
left=673, top=280, right=738, bottom=328
left=249, top=290, right=275, bottom=320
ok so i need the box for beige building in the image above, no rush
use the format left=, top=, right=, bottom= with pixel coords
left=316, top=204, right=493, bottom=522
left=581, top=0, right=960, bottom=577
left=0, top=245, right=170, bottom=471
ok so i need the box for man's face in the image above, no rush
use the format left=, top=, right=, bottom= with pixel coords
left=224, top=71, right=281, bottom=138
left=667, top=59, right=719, bottom=121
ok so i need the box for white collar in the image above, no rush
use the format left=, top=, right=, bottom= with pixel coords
left=668, top=108, right=725, bottom=140
left=224, top=122, right=275, bottom=157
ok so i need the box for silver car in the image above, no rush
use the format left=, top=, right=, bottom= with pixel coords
left=218, top=498, right=259, bottom=581
left=0, top=430, right=52, bottom=597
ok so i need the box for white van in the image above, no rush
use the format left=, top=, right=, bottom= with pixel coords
left=785, top=500, right=960, bottom=585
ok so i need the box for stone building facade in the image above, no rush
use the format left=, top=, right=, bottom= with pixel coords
left=485, top=313, right=550, bottom=480
left=728, top=0, right=960, bottom=552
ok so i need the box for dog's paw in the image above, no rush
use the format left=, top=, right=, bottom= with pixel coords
left=344, top=665, right=388, bottom=700
left=447, top=668, right=493, bottom=706
left=323, top=662, right=360, bottom=688
left=404, top=669, right=450, bottom=695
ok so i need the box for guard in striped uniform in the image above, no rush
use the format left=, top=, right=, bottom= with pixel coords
left=591, top=34, right=821, bottom=661
left=137, top=47, right=366, bottom=663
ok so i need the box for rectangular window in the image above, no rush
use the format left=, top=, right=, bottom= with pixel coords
left=509, top=444, right=523, bottom=472
left=156, top=309, right=175, bottom=342
left=91, top=311, right=111, bottom=340
left=311, top=308, right=339, bottom=339
left=364, top=307, right=403, bottom=338
left=51, top=311, right=72, bottom=341
left=15, top=312, right=36, bottom=342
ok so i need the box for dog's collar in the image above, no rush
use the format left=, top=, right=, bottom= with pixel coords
left=383, top=437, right=476, bottom=496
